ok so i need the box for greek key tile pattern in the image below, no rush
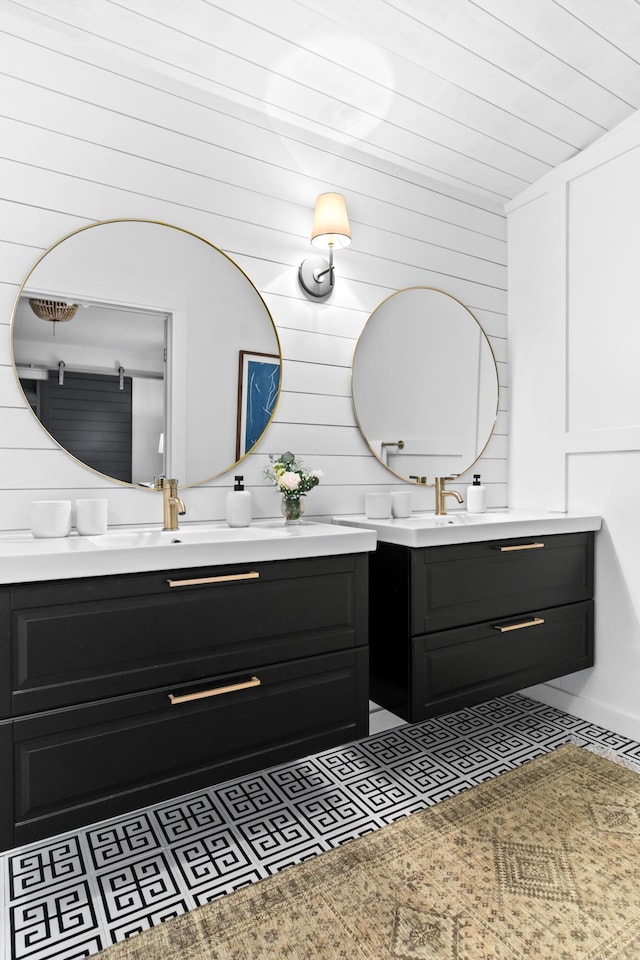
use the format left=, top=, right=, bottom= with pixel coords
left=3, top=693, right=640, bottom=959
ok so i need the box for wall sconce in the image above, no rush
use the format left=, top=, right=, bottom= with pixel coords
left=298, top=193, right=351, bottom=299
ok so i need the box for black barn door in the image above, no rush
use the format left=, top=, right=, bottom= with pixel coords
left=39, top=371, right=133, bottom=483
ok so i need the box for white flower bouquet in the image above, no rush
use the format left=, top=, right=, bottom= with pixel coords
left=264, top=451, right=323, bottom=501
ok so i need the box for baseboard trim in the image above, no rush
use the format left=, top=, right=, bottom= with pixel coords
left=521, top=683, right=640, bottom=742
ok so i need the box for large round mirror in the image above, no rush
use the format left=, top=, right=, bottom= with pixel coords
left=11, top=220, right=281, bottom=488
left=352, top=287, right=498, bottom=484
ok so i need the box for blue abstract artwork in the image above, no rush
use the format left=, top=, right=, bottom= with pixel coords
left=237, top=351, right=281, bottom=457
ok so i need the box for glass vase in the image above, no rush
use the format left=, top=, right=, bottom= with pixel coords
left=281, top=496, right=304, bottom=523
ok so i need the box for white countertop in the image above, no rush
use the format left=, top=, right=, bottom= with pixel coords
left=0, top=520, right=377, bottom=584
left=332, top=510, right=602, bottom=548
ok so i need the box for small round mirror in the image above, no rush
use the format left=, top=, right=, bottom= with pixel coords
left=352, top=286, right=498, bottom=484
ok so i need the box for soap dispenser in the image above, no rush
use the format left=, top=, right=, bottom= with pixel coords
left=226, top=476, right=252, bottom=528
left=467, top=474, right=486, bottom=514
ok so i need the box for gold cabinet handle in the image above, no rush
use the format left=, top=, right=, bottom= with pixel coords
left=169, top=676, right=261, bottom=705
left=166, top=571, right=260, bottom=587
left=493, top=617, right=545, bottom=633
left=497, top=543, right=545, bottom=552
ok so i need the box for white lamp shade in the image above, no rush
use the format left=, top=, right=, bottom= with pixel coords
left=310, top=193, right=351, bottom=249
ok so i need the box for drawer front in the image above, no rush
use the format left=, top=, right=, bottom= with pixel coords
left=0, top=589, right=10, bottom=720
left=11, top=554, right=368, bottom=714
left=411, top=532, right=593, bottom=634
left=411, top=600, right=593, bottom=720
left=11, top=647, right=369, bottom=848
left=0, top=720, right=12, bottom=852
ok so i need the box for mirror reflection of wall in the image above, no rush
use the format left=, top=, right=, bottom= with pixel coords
left=352, top=287, right=499, bottom=484
left=11, top=220, right=282, bottom=488
left=14, top=300, right=166, bottom=485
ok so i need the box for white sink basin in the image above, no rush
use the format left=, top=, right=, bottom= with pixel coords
left=403, top=512, right=493, bottom=526
left=333, top=510, right=602, bottom=547
left=87, top=526, right=289, bottom=548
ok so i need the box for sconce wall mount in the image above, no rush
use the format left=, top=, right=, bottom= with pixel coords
left=298, top=192, right=351, bottom=299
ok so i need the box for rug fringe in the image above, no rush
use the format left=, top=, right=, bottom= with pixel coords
left=569, top=736, right=640, bottom=774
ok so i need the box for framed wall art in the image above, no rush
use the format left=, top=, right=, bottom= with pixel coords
left=236, top=350, right=281, bottom=459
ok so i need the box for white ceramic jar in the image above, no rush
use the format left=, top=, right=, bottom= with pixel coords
left=75, top=499, right=108, bottom=535
left=365, top=493, right=392, bottom=519
left=29, top=500, right=72, bottom=538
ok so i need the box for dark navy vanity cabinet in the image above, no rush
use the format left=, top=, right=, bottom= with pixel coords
left=369, top=531, right=594, bottom=722
left=0, top=552, right=369, bottom=851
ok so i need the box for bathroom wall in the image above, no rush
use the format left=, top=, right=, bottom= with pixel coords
left=0, top=7, right=507, bottom=532
left=508, top=107, right=640, bottom=740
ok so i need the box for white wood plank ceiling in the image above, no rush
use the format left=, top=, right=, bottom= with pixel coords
left=7, top=0, right=640, bottom=207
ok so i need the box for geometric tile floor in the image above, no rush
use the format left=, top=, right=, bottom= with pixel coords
left=3, top=692, right=640, bottom=960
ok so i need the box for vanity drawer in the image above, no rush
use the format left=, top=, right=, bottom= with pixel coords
left=0, top=720, right=12, bottom=851
left=11, top=553, right=367, bottom=714
left=411, top=600, right=594, bottom=721
left=411, top=532, right=593, bottom=634
left=11, top=646, right=369, bottom=847
left=0, top=589, right=10, bottom=720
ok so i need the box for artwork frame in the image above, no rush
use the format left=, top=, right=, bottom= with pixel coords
left=235, top=350, right=281, bottom=460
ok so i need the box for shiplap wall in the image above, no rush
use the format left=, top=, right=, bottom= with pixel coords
left=0, top=7, right=507, bottom=532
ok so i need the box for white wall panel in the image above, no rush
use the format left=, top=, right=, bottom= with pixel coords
left=0, top=408, right=53, bottom=448
left=274, top=393, right=355, bottom=427
left=507, top=189, right=567, bottom=510
left=270, top=297, right=366, bottom=340
left=524, top=450, right=640, bottom=742
left=276, top=329, right=356, bottom=368
left=263, top=422, right=370, bottom=459
left=0, top=367, right=32, bottom=407
left=280, top=361, right=351, bottom=397
left=473, top=309, right=508, bottom=339
left=508, top=107, right=640, bottom=739
left=490, top=338, right=507, bottom=364
left=568, top=149, right=640, bottom=433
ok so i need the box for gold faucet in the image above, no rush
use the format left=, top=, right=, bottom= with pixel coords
left=153, top=477, right=186, bottom=531
left=435, top=476, right=464, bottom=515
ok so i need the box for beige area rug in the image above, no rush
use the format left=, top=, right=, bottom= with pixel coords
left=99, top=744, right=640, bottom=959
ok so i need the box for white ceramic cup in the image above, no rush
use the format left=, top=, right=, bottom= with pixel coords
left=365, top=492, right=392, bottom=519
left=29, top=500, right=72, bottom=539
left=391, top=491, right=412, bottom=518
left=75, top=499, right=108, bottom=536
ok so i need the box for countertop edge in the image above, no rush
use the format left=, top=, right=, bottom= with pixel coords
left=0, top=521, right=377, bottom=585
left=331, top=511, right=602, bottom=548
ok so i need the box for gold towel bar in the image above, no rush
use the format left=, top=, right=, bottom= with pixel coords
left=169, top=676, right=261, bottom=705
left=166, top=571, right=260, bottom=587
left=493, top=618, right=545, bottom=633
left=497, top=543, right=545, bottom=552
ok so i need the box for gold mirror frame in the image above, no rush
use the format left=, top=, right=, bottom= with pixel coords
left=352, top=286, right=499, bottom=485
left=11, top=219, right=282, bottom=489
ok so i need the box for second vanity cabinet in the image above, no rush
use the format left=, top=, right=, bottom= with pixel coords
left=369, top=531, right=594, bottom=722
left=0, top=551, right=369, bottom=851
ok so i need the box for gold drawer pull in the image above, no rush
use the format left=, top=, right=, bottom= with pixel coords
left=169, top=676, right=261, bottom=705
left=166, top=571, right=260, bottom=587
left=493, top=617, right=545, bottom=633
left=497, top=543, right=545, bottom=552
